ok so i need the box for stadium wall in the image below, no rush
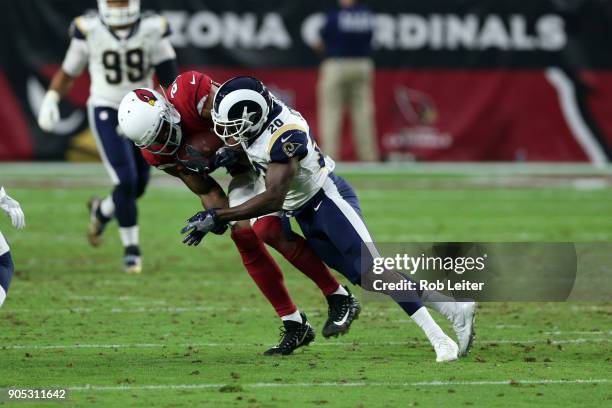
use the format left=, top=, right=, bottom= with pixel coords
left=1, top=0, right=612, bottom=163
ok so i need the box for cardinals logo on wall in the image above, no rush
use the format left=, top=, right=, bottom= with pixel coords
left=382, top=86, right=452, bottom=157
left=395, top=87, right=438, bottom=127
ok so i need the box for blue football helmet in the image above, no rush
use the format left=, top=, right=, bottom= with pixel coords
left=212, top=76, right=273, bottom=147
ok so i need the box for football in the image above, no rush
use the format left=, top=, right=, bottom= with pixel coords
left=176, top=129, right=225, bottom=160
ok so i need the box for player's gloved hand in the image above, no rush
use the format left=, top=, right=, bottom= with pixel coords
left=180, top=209, right=226, bottom=246
left=214, top=147, right=242, bottom=169
left=37, top=90, right=61, bottom=132
left=177, top=145, right=217, bottom=174
left=0, top=187, right=25, bottom=230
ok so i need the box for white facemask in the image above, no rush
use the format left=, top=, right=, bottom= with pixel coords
left=98, top=0, right=140, bottom=27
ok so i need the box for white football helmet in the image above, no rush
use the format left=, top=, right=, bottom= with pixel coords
left=98, top=0, right=140, bottom=27
left=212, top=76, right=273, bottom=147
left=118, top=88, right=183, bottom=155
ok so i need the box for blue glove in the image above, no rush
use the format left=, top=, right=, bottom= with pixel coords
left=214, top=147, right=242, bottom=169
left=180, top=209, right=225, bottom=246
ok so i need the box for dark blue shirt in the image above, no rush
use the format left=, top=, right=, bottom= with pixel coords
left=321, top=5, right=374, bottom=59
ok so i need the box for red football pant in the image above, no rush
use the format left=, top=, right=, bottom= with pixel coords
left=231, top=226, right=297, bottom=317
left=253, top=216, right=340, bottom=297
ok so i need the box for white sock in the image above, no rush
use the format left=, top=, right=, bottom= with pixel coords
left=411, top=307, right=446, bottom=343
left=281, top=310, right=302, bottom=323
left=422, top=290, right=458, bottom=320
left=331, top=285, right=349, bottom=296
left=0, top=286, right=6, bottom=307
left=119, top=226, right=139, bottom=247
left=100, top=196, right=115, bottom=218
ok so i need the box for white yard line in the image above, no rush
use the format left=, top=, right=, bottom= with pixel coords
left=64, top=378, right=611, bottom=392
left=67, top=295, right=136, bottom=301
left=543, top=331, right=612, bottom=336
left=7, top=306, right=247, bottom=314
left=2, top=337, right=609, bottom=351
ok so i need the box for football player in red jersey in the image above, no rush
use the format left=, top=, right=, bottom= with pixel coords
left=117, top=71, right=361, bottom=355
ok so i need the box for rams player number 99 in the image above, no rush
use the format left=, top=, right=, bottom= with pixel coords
left=37, top=0, right=179, bottom=274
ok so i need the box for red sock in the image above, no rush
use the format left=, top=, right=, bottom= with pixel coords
left=231, top=227, right=297, bottom=317
left=253, top=217, right=340, bottom=297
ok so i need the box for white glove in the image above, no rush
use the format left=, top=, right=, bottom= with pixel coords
left=37, top=90, right=61, bottom=132
left=0, top=187, right=25, bottom=230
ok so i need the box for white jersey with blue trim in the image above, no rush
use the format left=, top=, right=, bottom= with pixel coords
left=243, top=98, right=336, bottom=211
left=62, top=12, right=176, bottom=109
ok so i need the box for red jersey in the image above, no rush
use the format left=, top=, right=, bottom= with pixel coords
left=141, top=71, right=224, bottom=170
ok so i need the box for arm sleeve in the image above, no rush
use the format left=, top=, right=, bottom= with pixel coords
left=62, top=38, right=89, bottom=77
left=269, top=130, right=309, bottom=163
left=151, top=17, right=178, bottom=88
left=155, top=59, right=179, bottom=88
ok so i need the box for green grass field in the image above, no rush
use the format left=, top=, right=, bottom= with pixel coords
left=0, top=163, right=610, bottom=407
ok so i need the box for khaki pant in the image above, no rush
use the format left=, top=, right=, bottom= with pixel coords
left=318, top=58, right=378, bottom=161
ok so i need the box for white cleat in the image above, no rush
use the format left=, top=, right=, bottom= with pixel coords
left=433, top=335, right=459, bottom=363
left=452, top=302, right=477, bottom=357
left=124, top=255, right=142, bottom=274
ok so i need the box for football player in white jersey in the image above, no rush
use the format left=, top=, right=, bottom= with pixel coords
left=180, top=76, right=477, bottom=362
left=0, top=187, right=25, bottom=308
left=37, top=0, right=178, bottom=273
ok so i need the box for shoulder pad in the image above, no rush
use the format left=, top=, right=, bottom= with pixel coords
left=140, top=12, right=171, bottom=37
left=69, top=13, right=99, bottom=39
left=269, top=129, right=309, bottom=162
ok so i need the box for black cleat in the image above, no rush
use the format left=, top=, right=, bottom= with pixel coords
left=263, top=313, right=315, bottom=356
left=322, top=286, right=361, bottom=338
